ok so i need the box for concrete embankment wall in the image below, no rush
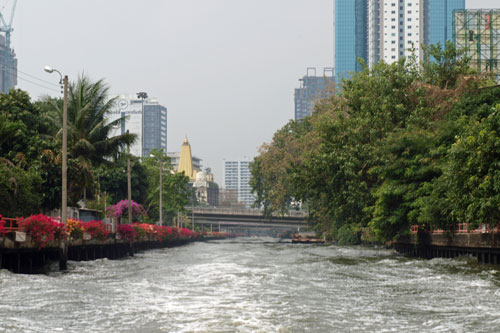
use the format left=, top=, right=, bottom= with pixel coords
left=0, top=237, right=196, bottom=274
left=394, top=232, right=500, bottom=265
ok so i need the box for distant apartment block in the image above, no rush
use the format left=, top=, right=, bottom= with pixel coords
left=453, top=9, right=500, bottom=78
left=107, top=94, right=167, bottom=157
left=294, top=67, right=335, bottom=121
left=223, top=159, right=255, bottom=208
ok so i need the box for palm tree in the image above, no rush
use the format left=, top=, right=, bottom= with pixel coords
left=45, top=74, right=136, bottom=201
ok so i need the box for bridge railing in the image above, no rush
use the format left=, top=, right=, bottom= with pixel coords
left=188, top=207, right=308, bottom=218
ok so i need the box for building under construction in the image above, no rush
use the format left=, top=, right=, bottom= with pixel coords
left=294, top=68, right=335, bottom=121
left=0, top=33, right=17, bottom=93
left=453, top=9, right=500, bottom=78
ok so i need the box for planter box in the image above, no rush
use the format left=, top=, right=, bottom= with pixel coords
left=83, top=233, right=91, bottom=241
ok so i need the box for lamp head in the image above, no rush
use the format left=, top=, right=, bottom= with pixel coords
left=44, top=66, right=54, bottom=73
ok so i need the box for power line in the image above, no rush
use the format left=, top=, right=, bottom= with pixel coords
left=17, top=69, right=60, bottom=87
left=1, top=62, right=62, bottom=88
left=16, top=75, right=61, bottom=93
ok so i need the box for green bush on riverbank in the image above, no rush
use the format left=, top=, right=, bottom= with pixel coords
left=250, top=42, right=500, bottom=244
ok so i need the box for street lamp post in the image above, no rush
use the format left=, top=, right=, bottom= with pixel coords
left=45, top=66, right=68, bottom=271
left=127, top=130, right=132, bottom=224
left=44, top=66, right=68, bottom=226
left=136, top=92, right=148, bottom=157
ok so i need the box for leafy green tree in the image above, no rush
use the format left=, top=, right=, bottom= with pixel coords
left=143, top=149, right=191, bottom=224
left=0, top=163, right=41, bottom=217
left=95, top=154, right=149, bottom=205
left=0, top=89, right=53, bottom=164
left=42, top=75, right=136, bottom=201
left=443, top=104, right=500, bottom=228
left=250, top=41, right=491, bottom=243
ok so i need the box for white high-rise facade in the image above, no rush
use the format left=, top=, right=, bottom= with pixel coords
left=368, top=0, right=425, bottom=66
left=223, top=159, right=255, bottom=208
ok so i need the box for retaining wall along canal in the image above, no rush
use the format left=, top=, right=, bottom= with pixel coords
left=0, top=234, right=198, bottom=274
left=394, top=232, right=500, bottom=265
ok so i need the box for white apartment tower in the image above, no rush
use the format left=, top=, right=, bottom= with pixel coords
left=368, top=0, right=425, bottom=66
left=223, top=159, right=255, bottom=208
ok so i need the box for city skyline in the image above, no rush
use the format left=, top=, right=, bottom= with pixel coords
left=8, top=0, right=499, bottom=183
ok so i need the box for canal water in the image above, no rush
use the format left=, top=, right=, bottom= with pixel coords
left=1, top=238, right=500, bottom=332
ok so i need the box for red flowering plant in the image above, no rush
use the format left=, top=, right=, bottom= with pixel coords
left=132, top=223, right=147, bottom=241
left=179, top=227, right=193, bottom=239
left=152, top=225, right=168, bottom=241
left=137, top=223, right=155, bottom=240
left=117, top=224, right=136, bottom=243
left=170, top=227, right=180, bottom=241
left=19, top=214, right=67, bottom=249
left=81, top=220, right=110, bottom=242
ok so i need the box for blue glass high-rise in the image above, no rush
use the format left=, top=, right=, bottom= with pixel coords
left=428, top=0, right=465, bottom=48
left=335, top=0, right=367, bottom=83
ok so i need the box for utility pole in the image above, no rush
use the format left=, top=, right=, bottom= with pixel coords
left=61, top=75, right=68, bottom=227
left=136, top=92, right=148, bottom=156
left=44, top=66, right=68, bottom=271
left=159, top=154, right=163, bottom=226
left=191, top=191, right=195, bottom=231
left=127, top=131, right=132, bottom=224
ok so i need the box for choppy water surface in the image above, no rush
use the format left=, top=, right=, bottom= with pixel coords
left=1, top=238, right=500, bottom=332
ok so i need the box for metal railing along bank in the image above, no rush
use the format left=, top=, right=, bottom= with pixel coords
left=410, top=223, right=500, bottom=234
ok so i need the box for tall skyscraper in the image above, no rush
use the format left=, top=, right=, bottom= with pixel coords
left=143, top=101, right=167, bottom=157
left=294, top=68, right=335, bottom=121
left=223, top=159, right=255, bottom=208
left=428, top=0, right=465, bottom=48
left=336, top=0, right=465, bottom=76
left=107, top=94, right=167, bottom=157
left=335, top=0, right=368, bottom=82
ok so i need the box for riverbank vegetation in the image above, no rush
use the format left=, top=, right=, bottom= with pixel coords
left=250, top=42, right=500, bottom=244
left=0, top=75, right=191, bottom=223
left=1, top=214, right=212, bottom=250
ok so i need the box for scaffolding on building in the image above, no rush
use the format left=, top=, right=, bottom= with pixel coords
left=453, top=9, right=500, bottom=78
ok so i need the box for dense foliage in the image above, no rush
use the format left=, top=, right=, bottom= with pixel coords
left=0, top=76, right=191, bottom=224
left=251, top=42, right=500, bottom=243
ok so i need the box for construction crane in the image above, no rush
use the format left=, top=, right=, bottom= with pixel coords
left=0, top=0, right=16, bottom=93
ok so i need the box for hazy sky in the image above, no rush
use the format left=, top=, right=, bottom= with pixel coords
left=10, top=0, right=499, bottom=183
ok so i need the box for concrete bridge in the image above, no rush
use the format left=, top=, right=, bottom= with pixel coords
left=189, top=207, right=309, bottom=231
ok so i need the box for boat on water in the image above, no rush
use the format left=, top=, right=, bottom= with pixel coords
left=291, top=232, right=325, bottom=244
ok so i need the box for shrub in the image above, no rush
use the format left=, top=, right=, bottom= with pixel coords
left=337, top=224, right=361, bottom=245
left=117, top=224, right=136, bottom=243
left=19, top=214, right=67, bottom=249
left=67, top=218, right=84, bottom=240
left=82, top=220, right=110, bottom=241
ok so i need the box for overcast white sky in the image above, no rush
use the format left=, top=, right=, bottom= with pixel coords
left=9, top=0, right=499, bottom=183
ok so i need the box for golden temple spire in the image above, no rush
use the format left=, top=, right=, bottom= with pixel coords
left=178, top=136, right=196, bottom=181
